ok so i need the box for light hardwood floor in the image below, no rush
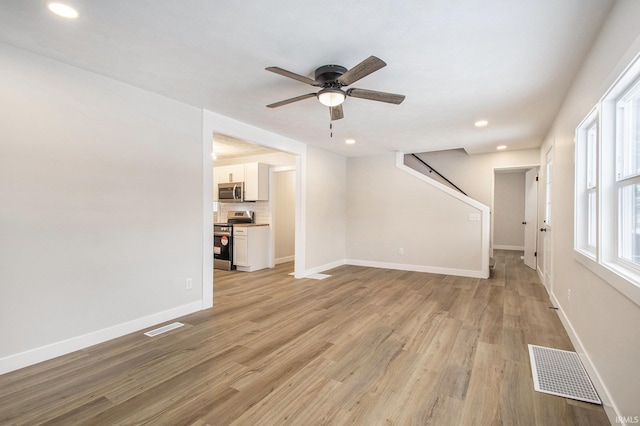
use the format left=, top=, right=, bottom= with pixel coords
left=0, top=250, right=609, bottom=425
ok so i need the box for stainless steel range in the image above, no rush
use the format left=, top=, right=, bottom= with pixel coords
left=213, top=210, right=254, bottom=271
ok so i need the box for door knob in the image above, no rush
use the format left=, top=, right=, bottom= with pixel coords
left=540, top=228, right=547, bottom=232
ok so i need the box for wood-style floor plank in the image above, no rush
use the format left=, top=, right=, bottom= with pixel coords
left=0, top=250, right=609, bottom=425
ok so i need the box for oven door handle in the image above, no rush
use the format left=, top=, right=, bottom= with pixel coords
left=214, top=232, right=231, bottom=237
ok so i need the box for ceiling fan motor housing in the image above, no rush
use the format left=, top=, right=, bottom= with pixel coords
left=315, top=65, right=347, bottom=87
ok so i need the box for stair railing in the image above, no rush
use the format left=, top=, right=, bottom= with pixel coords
left=410, top=154, right=468, bottom=196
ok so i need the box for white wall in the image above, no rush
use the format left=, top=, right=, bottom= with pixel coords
left=346, top=154, right=485, bottom=276
left=0, top=44, right=204, bottom=371
left=538, top=0, right=640, bottom=421
left=273, top=170, right=296, bottom=263
left=493, top=171, right=526, bottom=249
left=304, top=146, right=347, bottom=273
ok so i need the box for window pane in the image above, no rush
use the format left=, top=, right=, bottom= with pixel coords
left=616, top=82, right=640, bottom=180
left=618, top=182, right=640, bottom=265
left=587, top=123, right=597, bottom=189
left=588, top=191, right=597, bottom=248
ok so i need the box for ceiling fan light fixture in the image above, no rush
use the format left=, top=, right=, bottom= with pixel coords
left=317, top=88, right=346, bottom=107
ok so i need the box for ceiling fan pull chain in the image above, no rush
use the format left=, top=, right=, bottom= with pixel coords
left=330, top=121, right=333, bottom=138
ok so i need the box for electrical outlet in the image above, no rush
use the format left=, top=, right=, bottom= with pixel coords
left=399, top=248, right=404, bottom=255
left=567, top=288, right=571, bottom=301
left=186, top=278, right=193, bottom=290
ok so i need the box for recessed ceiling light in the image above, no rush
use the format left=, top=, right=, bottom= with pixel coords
left=47, top=2, right=79, bottom=19
left=475, top=120, right=488, bottom=127
left=345, top=139, right=356, bottom=145
left=497, top=145, right=507, bottom=150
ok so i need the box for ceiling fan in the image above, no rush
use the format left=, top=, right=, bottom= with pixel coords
left=265, top=56, right=405, bottom=121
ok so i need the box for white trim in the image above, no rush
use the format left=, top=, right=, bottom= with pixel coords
left=396, top=152, right=491, bottom=279
left=493, top=245, right=525, bottom=251
left=270, top=165, right=297, bottom=269
left=397, top=152, right=488, bottom=210
left=573, top=250, right=640, bottom=307
left=271, top=165, right=297, bottom=173
left=275, top=255, right=295, bottom=265
left=297, top=259, right=345, bottom=278
left=0, top=301, right=202, bottom=375
left=551, top=292, right=621, bottom=426
left=295, top=153, right=306, bottom=278
left=537, top=266, right=544, bottom=284
left=202, top=110, right=213, bottom=309
left=492, top=165, right=540, bottom=271
left=346, top=259, right=487, bottom=279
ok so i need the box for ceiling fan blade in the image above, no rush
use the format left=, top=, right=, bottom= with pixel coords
left=265, top=67, right=319, bottom=86
left=337, top=56, right=386, bottom=86
left=347, top=88, right=405, bottom=105
left=266, top=92, right=317, bottom=108
left=330, top=104, right=344, bottom=121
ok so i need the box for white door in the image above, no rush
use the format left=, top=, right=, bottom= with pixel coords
left=524, top=168, right=539, bottom=270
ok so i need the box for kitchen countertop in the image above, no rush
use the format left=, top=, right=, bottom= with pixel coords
left=232, top=223, right=269, bottom=227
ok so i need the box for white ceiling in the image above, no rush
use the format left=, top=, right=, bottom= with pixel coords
left=213, top=133, right=276, bottom=160
left=0, top=0, right=614, bottom=157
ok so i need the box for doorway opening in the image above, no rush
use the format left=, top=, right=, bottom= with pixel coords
left=493, top=166, right=539, bottom=270
left=212, top=133, right=298, bottom=278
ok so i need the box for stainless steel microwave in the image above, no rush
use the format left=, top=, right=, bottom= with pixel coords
left=218, top=182, right=244, bottom=202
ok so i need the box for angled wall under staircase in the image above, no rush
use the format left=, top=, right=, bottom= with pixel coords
left=345, top=152, right=490, bottom=279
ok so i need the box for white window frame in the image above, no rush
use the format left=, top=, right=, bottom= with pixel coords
left=573, top=52, right=640, bottom=308
left=615, top=80, right=640, bottom=271
left=575, top=108, right=598, bottom=258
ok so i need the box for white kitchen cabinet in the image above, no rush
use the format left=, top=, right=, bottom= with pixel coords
left=216, top=164, right=245, bottom=184
left=244, top=162, right=269, bottom=201
left=233, top=225, right=270, bottom=272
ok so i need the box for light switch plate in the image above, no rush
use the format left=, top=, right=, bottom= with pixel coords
left=468, top=213, right=481, bottom=221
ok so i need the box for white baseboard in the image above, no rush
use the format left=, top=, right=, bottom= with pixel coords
left=296, top=259, right=345, bottom=278
left=275, top=255, right=295, bottom=265
left=550, top=293, right=620, bottom=425
left=493, top=245, right=525, bottom=251
left=345, top=259, right=488, bottom=279
left=537, top=266, right=544, bottom=284
left=296, top=258, right=488, bottom=280
left=0, top=301, right=202, bottom=375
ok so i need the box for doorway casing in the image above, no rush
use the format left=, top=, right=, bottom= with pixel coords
left=492, top=164, right=540, bottom=268
left=202, top=110, right=308, bottom=309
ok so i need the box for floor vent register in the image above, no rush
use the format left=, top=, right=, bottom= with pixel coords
left=528, top=344, right=601, bottom=404
left=144, top=322, right=185, bottom=337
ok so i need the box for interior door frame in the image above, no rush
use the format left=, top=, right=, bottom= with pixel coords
left=491, top=164, right=540, bottom=258
left=202, top=110, right=307, bottom=309
left=542, top=145, right=554, bottom=293
left=269, top=166, right=297, bottom=268
left=524, top=167, right=540, bottom=270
